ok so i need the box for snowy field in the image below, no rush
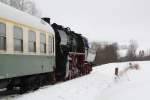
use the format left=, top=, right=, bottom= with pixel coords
left=1, top=61, right=150, bottom=100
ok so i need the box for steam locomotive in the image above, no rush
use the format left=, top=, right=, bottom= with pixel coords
left=52, top=23, right=92, bottom=81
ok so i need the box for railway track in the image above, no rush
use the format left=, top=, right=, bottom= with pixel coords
left=0, top=80, right=64, bottom=99
left=0, top=89, right=21, bottom=98
left=0, top=73, right=90, bottom=99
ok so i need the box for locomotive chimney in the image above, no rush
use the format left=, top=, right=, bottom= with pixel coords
left=41, top=17, right=51, bottom=25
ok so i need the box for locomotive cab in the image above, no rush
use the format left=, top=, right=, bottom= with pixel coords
left=51, top=23, right=69, bottom=80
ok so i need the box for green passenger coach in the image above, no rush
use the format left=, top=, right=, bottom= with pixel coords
left=0, top=2, right=55, bottom=91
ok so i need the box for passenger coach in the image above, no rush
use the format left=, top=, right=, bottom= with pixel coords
left=0, top=2, right=55, bottom=91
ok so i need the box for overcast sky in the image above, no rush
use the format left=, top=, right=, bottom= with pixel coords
left=34, top=0, right=150, bottom=49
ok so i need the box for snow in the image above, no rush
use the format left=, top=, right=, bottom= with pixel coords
left=100, top=61, right=150, bottom=100
left=1, top=61, right=150, bottom=100
left=0, top=2, right=54, bottom=33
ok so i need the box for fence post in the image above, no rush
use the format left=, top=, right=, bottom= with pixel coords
left=115, top=67, right=119, bottom=76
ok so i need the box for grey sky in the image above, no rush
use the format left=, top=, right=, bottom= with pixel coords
left=34, top=0, right=150, bottom=49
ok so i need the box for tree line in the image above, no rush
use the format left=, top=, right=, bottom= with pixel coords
left=0, top=0, right=41, bottom=17
left=91, top=40, right=150, bottom=66
left=93, top=42, right=118, bottom=66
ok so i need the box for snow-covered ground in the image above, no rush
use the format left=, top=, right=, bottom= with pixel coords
left=1, top=61, right=150, bottom=100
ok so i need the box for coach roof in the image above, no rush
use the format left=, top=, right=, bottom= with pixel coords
left=0, top=2, right=54, bottom=33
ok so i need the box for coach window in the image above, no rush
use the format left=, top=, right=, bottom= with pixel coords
left=48, top=36, right=52, bottom=54
left=40, top=33, right=46, bottom=53
left=29, top=30, right=36, bottom=52
left=14, top=26, right=23, bottom=52
left=52, top=37, right=54, bottom=53
left=0, top=22, right=6, bottom=50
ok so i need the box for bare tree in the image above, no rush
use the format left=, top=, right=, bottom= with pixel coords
left=24, top=0, right=41, bottom=17
left=139, top=50, right=144, bottom=57
left=0, top=0, right=9, bottom=4
left=126, top=40, right=138, bottom=60
left=0, top=0, right=41, bottom=17
left=90, top=42, right=101, bottom=52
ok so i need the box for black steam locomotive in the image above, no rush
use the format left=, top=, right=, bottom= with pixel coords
left=52, top=23, right=92, bottom=81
